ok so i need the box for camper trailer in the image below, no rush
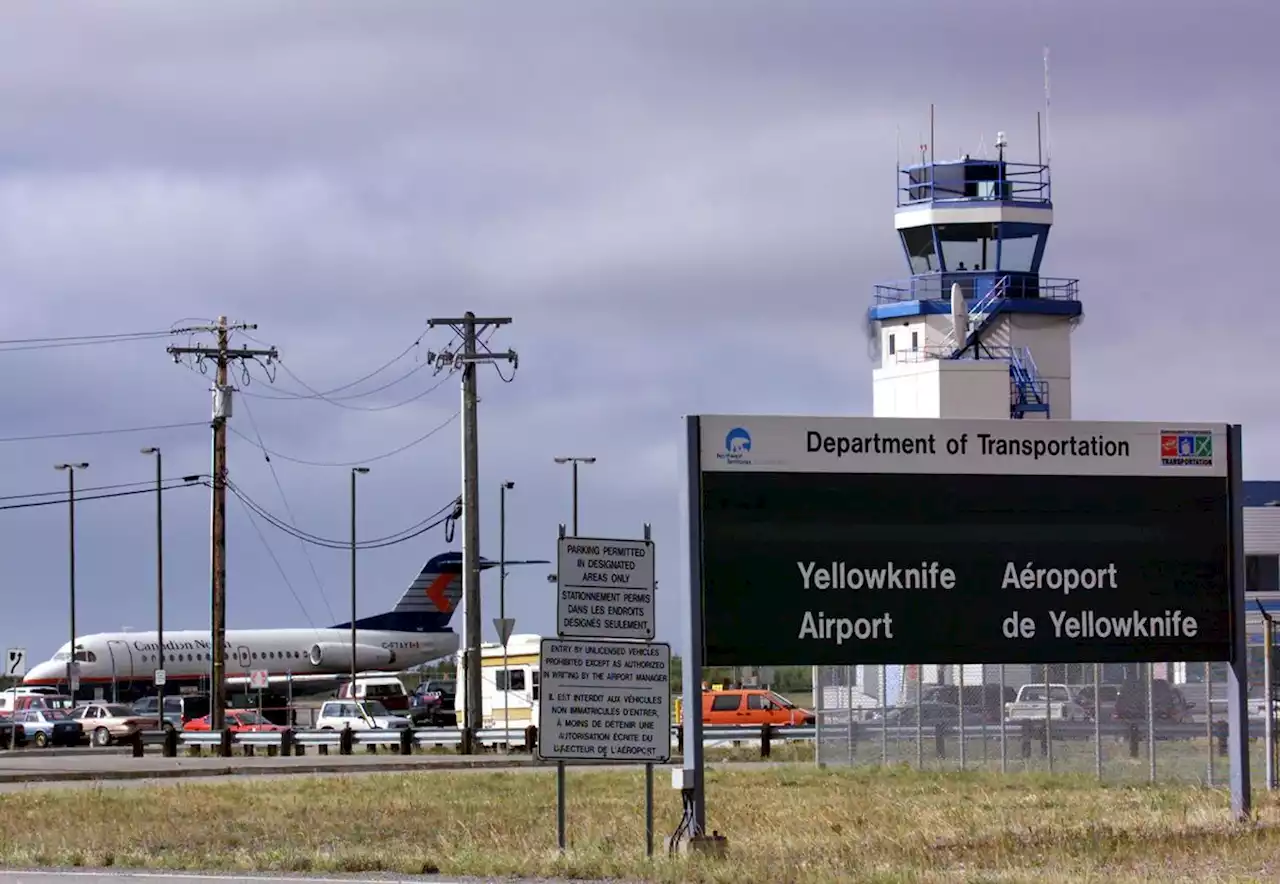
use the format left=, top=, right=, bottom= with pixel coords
left=454, top=633, right=541, bottom=730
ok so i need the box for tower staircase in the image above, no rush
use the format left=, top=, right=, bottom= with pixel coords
left=945, top=277, right=1051, bottom=419
left=943, top=276, right=1010, bottom=355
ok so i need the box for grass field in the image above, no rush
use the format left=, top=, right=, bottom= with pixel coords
left=1, top=765, right=1279, bottom=882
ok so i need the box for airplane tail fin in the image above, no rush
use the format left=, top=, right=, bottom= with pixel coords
left=331, top=552, right=549, bottom=634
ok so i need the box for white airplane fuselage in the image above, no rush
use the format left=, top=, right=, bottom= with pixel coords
left=22, top=627, right=459, bottom=699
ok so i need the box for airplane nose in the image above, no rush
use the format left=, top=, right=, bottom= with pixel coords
left=23, top=662, right=59, bottom=684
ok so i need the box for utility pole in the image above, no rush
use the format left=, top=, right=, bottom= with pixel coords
left=54, top=462, right=89, bottom=698
left=167, top=316, right=277, bottom=731
left=140, top=447, right=164, bottom=722
left=426, top=312, right=517, bottom=752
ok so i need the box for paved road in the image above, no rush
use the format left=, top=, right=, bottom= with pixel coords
left=0, top=872, right=591, bottom=884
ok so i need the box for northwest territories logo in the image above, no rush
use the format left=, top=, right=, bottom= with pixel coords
left=717, top=427, right=752, bottom=465
left=1160, top=429, right=1213, bottom=467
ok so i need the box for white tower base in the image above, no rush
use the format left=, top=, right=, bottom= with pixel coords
left=872, top=358, right=1012, bottom=420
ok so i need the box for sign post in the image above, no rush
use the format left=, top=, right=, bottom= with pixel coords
left=683, top=415, right=1244, bottom=828
left=494, top=616, right=516, bottom=740
left=539, top=525, right=666, bottom=857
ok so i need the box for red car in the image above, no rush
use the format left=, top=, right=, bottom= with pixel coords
left=183, top=710, right=286, bottom=733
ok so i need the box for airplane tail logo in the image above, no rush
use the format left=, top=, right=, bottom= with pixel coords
left=331, top=551, right=549, bottom=634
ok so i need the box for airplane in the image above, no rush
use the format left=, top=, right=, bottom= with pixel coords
left=22, top=551, right=550, bottom=703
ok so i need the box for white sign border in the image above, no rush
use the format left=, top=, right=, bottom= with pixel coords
left=696, top=415, right=1230, bottom=478
left=536, top=637, right=672, bottom=765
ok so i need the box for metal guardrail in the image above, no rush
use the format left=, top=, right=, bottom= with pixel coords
left=126, top=726, right=536, bottom=758
left=21, top=719, right=1272, bottom=759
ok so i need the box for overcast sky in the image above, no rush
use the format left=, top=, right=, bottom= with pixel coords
left=1, top=0, right=1276, bottom=664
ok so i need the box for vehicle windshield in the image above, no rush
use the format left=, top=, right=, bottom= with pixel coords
left=103, top=705, right=135, bottom=717
left=235, top=711, right=269, bottom=724
left=43, top=709, right=73, bottom=721
left=359, top=700, right=390, bottom=717
left=766, top=691, right=795, bottom=709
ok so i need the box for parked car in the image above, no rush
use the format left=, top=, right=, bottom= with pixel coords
left=0, top=713, right=25, bottom=748
left=1074, top=685, right=1121, bottom=721
left=1005, top=684, right=1086, bottom=721
left=1114, top=679, right=1194, bottom=723
left=132, top=694, right=210, bottom=732
left=184, top=710, right=287, bottom=733
left=920, top=684, right=1016, bottom=724
left=315, top=700, right=412, bottom=731
left=700, top=689, right=815, bottom=727
left=0, top=692, right=74, bottom=714
left=14, top=708, right=84, bottom=747
left=69, top=702, right=158, bottom=746
left=882, top=701, right=987, bottom=728
left=409, top=679, right=458, bottom=726
left=337, top=676, right=411, bottom=713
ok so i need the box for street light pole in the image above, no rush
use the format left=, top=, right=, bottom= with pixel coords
left=54, top=462, right=89, bottom=697
left=500, top=480, right=514, bottom=738
left=553, top=456, right=596, bottom=536
left=141, top=448, right=164, bottom=721
left=350, top=467, right=370, bottom=712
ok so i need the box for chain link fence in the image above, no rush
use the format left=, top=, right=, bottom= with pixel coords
left=814, top=659, right=1278, bottom=785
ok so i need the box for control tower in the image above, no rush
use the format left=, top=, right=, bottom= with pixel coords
left=867, top=133, right=1081, bottom=419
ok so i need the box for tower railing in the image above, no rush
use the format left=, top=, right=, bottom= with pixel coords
left=873, top=275, right=1078, bottom=305
left=898, top=160, right=1051, bottom=207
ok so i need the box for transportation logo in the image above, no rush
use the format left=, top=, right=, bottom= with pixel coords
left=718, top=427, right=752, bottom=465
left=1160, top=429, right=1213, bottom=467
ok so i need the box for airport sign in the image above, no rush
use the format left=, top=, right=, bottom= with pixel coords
left=5, top=648, right=25, bottom=678
left=537, top=637, right=671, bottom=763
left=690, top=415, right=1235, bottom=665
left=556, top=536, right=655, bottom=640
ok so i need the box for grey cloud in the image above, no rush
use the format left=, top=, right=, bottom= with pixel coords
left=1, top=1, right=1278, bottom=655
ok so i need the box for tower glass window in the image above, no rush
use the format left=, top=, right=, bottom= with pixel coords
left=936, top=223, right=996, bottom=271
left=900, top=228, right=937, bottom=274
left=994, top=223, right=1046, bottom=273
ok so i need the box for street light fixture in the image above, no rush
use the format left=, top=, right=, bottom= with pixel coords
left=54, top=462, right=89, bottom=696
left=499, top=480, right=514, bottom=739
left=350, top=467, right=370, bottom=713
left=552, top=456, right=596, bottom=535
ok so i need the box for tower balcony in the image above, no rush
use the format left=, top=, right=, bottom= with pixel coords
left=869, top=272, right=1080, bottom=321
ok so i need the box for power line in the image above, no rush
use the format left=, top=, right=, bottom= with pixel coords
left=229, top=478, right=458, bottom=548
left=0, top=475, right=207, bottom=502
left=0, top=480, right=205, bottom=511
left=0, top=327, right=208, bottom=353
left=261, top=361, right=456, bottom=411
left=235, top=328, right=462, bottom=410
left=0, top=421, right=208, bottom=444
left=226, top=409, right=460, bottom=468
left=239, top=393, right=337, bottom=624
left=227, top=479, right=460, bottom=550
left=232, top=492, right=321, bottom=633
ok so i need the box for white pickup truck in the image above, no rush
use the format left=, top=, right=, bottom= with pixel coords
left=1004, top=684, right=1085, bottom=722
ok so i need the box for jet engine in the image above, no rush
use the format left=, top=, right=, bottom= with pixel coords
left=308, top=642, right=394, bottom=669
